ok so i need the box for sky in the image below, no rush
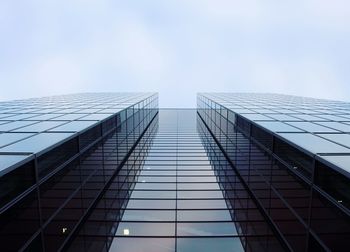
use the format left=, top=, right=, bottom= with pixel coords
left=0, top=0, right=350, bottom=107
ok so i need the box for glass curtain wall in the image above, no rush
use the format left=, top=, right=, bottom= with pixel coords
left=197, top=93, right=350, bottom=252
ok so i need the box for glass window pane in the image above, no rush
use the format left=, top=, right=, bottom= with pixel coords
left=177, top=238, right=244, bottom=252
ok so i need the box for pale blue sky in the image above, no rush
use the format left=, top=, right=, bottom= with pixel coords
left=0, top=0, right=350, bottom=107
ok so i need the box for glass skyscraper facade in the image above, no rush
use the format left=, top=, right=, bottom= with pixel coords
left=1, top=92, right=349, bottom=251
left=0, top=93, right=158, bottom=251
left=198, top=93, right=350, bottom=252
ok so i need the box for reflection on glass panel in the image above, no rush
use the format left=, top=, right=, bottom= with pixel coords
left=13, top=121, right=66, bottom=132
left=24, top=113, right=64, bottom=120
left=317, top=134, right=350, bottom=149
left=134, top=183, right=176, bottom=190
left=177, top=199, right=228, bottom=209
left=258, top=121, right=303, bottom=133
left=116, top=222, right=175, bottom=236
left=292, top=114, right=327, bottom=121
left=242, top=114, right=273, bottom=121
left=177, top=237, right=244, bottom=252
left=319, top=155, right=350, bottom=174
left=0, top=154, right=32, bottom=174
left=130, top=190, right=176, bottom=199
left=110, top=238, right=175, bottom=252
left=317, top=122, right=350, bottom=132
left=141, top=171, right=176, bottom=176
left=278, top=133, right=350, bottom=154
left=177, top=170, right=214, bottom=176
left=177, top=176, right=216, bottom=182
left=122, top=210, right=175, bottom=221
left=48, top=120, right=99, bottom=132
left=126, top=199, right=176, bottom=209
left=0, top=132, right=75, bottom=153
left=177, top=222, right=238, bottom=236
left=178, top=183, right=220, bottom=190
left=137, top=176, right=176, bottom=183
left=286, top=122, right=338, bottom=133
left=52, top=114, right=88, bottom=120
left=177, top=190, right=224, bottom=199
left=0, top=133, right=35, bottom=148
left=0, top=121, right=39, bottom=132
left=267, top=114, right=302, bottom=121
left=177, top=210, right=232, bottom=221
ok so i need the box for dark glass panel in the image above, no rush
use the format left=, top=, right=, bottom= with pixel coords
left=236, top=115, right=251, bottom=136
left=311, top=189, right=350, bottom=251
left=22, top=233, right=44, bottom=252
left=307, top=233, right=328, bottom=252
left=43, top=195, right=84, bottom=251
left=102, top=116, right=116, bottom=135
left=251, top=124, right=273, bottom=150
left=0, top=190, right=40, bottom=251
left=315, top=160, right=350, bottom=210
left=0, top=160, right=35, bottom=209
left=79, top=124, right=102, bottom=150
left=39, top=160, right=81, bottom=221
left=37, top=137, right=79, bottom=179
left=273, top=137, right=313, bottom=179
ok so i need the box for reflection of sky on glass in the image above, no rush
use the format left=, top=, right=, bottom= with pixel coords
left=1, top=0, right=349, bottom=107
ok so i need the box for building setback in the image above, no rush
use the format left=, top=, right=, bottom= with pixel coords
left=0, top=92, right=349, bottom=251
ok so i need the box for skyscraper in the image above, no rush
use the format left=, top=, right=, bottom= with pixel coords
left=0, top=93, right=349, bottom=251
left=0, top=93, right=158, bottom=251
left=198, top=93, right=350, bottom=252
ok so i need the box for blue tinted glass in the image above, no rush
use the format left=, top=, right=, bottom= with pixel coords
left=0, top=155, right=32, bottom=174
left=177, top=222, right=238, bottom=236
left=292, top=114, right=327, bottom=121
left=279, top=133, right=350, bottom=154
left=126, top=199, right=175, bottom=209
left=177, top=199, right=227, bottom=209
left=0, top=133, right=35, bottom=147
left=258, top=121, right=304, bottom=132
left=320, top=155, right=350, bottom=174
left=287, top=122, right=339, bottom=133
left=0, top=132, right=74, bottom=153
left=177, top=238, right=244, bottom=252
left=317, top=122, right=350, bottom=132
left=0, top=121, right=39, bottom=132
left=24, top=114, right=64, bottom=120
left=241, top=114, right=273, bottom=121
left=13, top=121, right=67, bottom=132
left=177, top=210, right=232, bottom=221
left=48, top=120, right=98, bottom=132
left=0, top=114, right=16, bottom=119
left=266, top=114, right=302, bottom=121
left=317, top=114, right=350, bottom=121
left=0, top=114, right=39, bottom=120
left=97, top=108, right=122, bottom=114
left=116, top=222, right=175, bottom=236
left=51, top=114, right=88, bottom=120
left=122, top=210, right=175, bottom=221
left=110, top=238, right=174, bottom=252
left=79, top=113, right=114, bottom=120
left=0, top=121, right=11, bottom=125
left=317, top=134, right=350, bottom=148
